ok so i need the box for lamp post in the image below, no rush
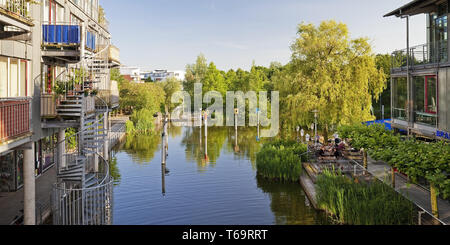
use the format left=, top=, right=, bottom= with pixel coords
left=312, top=110, right=318, bottom=147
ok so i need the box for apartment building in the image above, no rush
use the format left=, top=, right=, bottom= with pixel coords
left=0, top=0, right=120, bottom=225
left=385, top=0, right=450, bottom=141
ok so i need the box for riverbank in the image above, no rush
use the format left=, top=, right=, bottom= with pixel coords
left=299, top=148, right=449, bottom=225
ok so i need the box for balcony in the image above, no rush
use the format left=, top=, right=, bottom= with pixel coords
left=41, top=23, right=81, bottom=63
left=0, top=0, right=32, bottom=25
left=108, top=45, right=120, bottom=66
left=0, top=0, right=33, bottom=40
left=0, top=98, right=31, bottom=143
left=391, top=41, right=448, bottom=71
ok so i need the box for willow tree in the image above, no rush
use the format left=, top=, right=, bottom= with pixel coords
left=277, top=20, right=386, bottom=139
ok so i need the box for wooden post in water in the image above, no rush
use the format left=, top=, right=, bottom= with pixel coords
left=257, top=108, right=260, bottom=142
left=161, top=115, right=168, bottom=195
left=204, top=111, right=208, bottom=160
left=234, top=108, right=239, bottom=152
left=430, top=184, right=439, bottom=223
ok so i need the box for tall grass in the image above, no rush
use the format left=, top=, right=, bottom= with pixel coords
left=316, top=169, right=417, bottom=225
left=256, top=140, right=307, bottom=182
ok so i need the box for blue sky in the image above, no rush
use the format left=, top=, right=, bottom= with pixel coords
left=102, top=0, right=426, bottom=71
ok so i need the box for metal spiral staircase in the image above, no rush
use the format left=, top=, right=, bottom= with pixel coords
left=51, top=45, right=114, bottom=225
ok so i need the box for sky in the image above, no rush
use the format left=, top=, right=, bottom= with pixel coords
left=101, top=0, right=427, bottom=71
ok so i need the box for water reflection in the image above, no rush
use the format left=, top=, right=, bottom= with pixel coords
left=112, top=126, right=329, bottom=225
left=256, top=175, right=330, bottom=225
left=121, top=133, right=161, bottom=164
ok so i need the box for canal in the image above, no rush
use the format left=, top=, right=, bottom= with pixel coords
left=110, top=125, right=330, bottom=225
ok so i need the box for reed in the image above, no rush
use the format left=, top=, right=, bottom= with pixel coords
left=256, top=140, right=307, bottom=182
left=316, top=169, right=417, bottom=225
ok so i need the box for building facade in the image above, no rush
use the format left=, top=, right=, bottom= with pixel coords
left=0, top=0, right=120, bottom=225
left=385, top=0, right=450, bottom=141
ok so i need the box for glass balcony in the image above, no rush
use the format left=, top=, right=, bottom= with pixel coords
left=391, top=41, right=448, bottom=69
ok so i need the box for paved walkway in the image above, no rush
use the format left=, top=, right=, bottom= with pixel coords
left=367, top=156, right=450, bottom=225
left=0, top=165, right=56, bottom=225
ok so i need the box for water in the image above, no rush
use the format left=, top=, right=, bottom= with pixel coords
left=111, top=126, right=330, bottom=225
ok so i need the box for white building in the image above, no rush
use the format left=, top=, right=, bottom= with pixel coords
left=119, top=66, right=141, bottom=82
left=147, top=69, right=186, bottom=82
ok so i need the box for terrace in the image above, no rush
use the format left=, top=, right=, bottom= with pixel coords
left=41, top=22, right=82, bottom=63
left=0, top=0, right=33, bottom=40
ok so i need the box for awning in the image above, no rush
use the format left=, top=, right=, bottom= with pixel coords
left=384, top=0, right=445, bottom=17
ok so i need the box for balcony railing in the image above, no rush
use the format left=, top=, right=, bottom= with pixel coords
left=42, top=23, right=81, bottom=46
left=0, top=98, right=31, bottom=142
left=415, top=111, right=437, bottom=127
left=392, top=107, right=407, bottom=121
left=392, top=41, right=448, bottom=69
left=0, top=0, right=31, bottom=22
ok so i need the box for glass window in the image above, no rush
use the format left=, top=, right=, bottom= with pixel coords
left=0, top=56, right=7, bottom=97
left=10, top=59, right=18, bottom=97
left=16, top=150, right=24, bottom=189
left=414, top=76, right=438, bottom=126
left=41, top=135, right=56, bottom=171
left=426, top=77, right=437, bottom=114
left=20, top=60, right=27, bottom=97
left=0, top=152, right=15, bottom=192
left=393, top=77, right=408, bottom=120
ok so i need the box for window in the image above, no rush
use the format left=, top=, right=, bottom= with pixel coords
left=0, top=57, right=7, bottom=97
left=0, top=56, right=28, bottom=98
left=44, top=0, right=64, bottom=23
left=413, top=76, right=438, bottom=126
left=392, top=77, right=407, bottom=120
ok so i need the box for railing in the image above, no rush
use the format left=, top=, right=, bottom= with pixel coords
left=51, top=95, right=112, bottom=225
left=42, top=22, right=81, bottom=46
left=415, top=111, right=437, bottom=127
left=392, top=41, right=448, bottom=69
left=347, top=158, right=446, bottom=225
left=392, top=108, right=407, bottom=121
left=52, top=171, right=113, bottom=225
left=0, top=98, right=31, bottom=142
left=40, top=94, right=57, bottom=118
left=0, top=0, right=30, bottom=21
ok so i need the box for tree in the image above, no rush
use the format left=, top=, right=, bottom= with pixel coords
left=373, top=54, right=392, bottom=120
left=275, top=20, right=386, bottom=140
left=157, top=77, right=182, bottom=114
left=145, top=76, right=154, bottom=83
left=185, top=54, right=208, bottom=100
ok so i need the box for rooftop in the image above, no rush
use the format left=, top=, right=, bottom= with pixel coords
left=384, top=0, right=445, bottom=17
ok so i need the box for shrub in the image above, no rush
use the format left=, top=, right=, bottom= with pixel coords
left=316, top=170, right=417, bottom=225
left=256, top=140, right=307, bottom=182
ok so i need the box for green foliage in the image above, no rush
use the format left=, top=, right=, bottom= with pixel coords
left=338, top=124, right=450, bottom=198
left=274, top=20, right=386, bottom=132
left=316, top=169, right=417, bottom=225
left=65, top=128, right=78, bottom=150
left=128, top=109, right=155, bottom=134
left=120, top=80, right=165, bottom=113
left=111, top=68, right=127, bottom=89
left=256, top=140, right=306, bottom=182
left=157, top=77, right=182, bottom=113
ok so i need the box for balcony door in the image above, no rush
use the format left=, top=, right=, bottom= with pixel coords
left=425, top=76, right=437, bottom=114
